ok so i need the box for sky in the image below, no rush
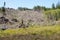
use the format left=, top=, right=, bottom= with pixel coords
left=0, top=0, right=60, bottom=9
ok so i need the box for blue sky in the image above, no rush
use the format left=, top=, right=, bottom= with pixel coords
left=0, top=0, right=59, bottom=9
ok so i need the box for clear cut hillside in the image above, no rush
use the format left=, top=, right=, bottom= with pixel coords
left=0, top=8, right=46, bottom=29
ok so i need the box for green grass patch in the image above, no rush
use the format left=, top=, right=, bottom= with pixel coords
left=0, top=25, right=60, bottom=37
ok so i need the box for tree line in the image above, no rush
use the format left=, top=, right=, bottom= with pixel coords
left=0, top=2, right=60, bottom=11
left=17, top=2, right=60, bottom=11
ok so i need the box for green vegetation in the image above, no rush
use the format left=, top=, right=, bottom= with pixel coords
left=44, top=9, right=60, bottom=21
left=52, top=3, right=55, bottom=9
left=33, top=6, right=42, bottom=11
left=56, top=2, right=60, bottom=9
left=0, top=25, right=60, bottom=37
left=0, top=25, right=60, bottom=40
left=18, top=7, right=31, bottom=11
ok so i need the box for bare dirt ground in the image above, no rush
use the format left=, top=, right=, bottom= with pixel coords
left=0, top=34, right=60, bottom=40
